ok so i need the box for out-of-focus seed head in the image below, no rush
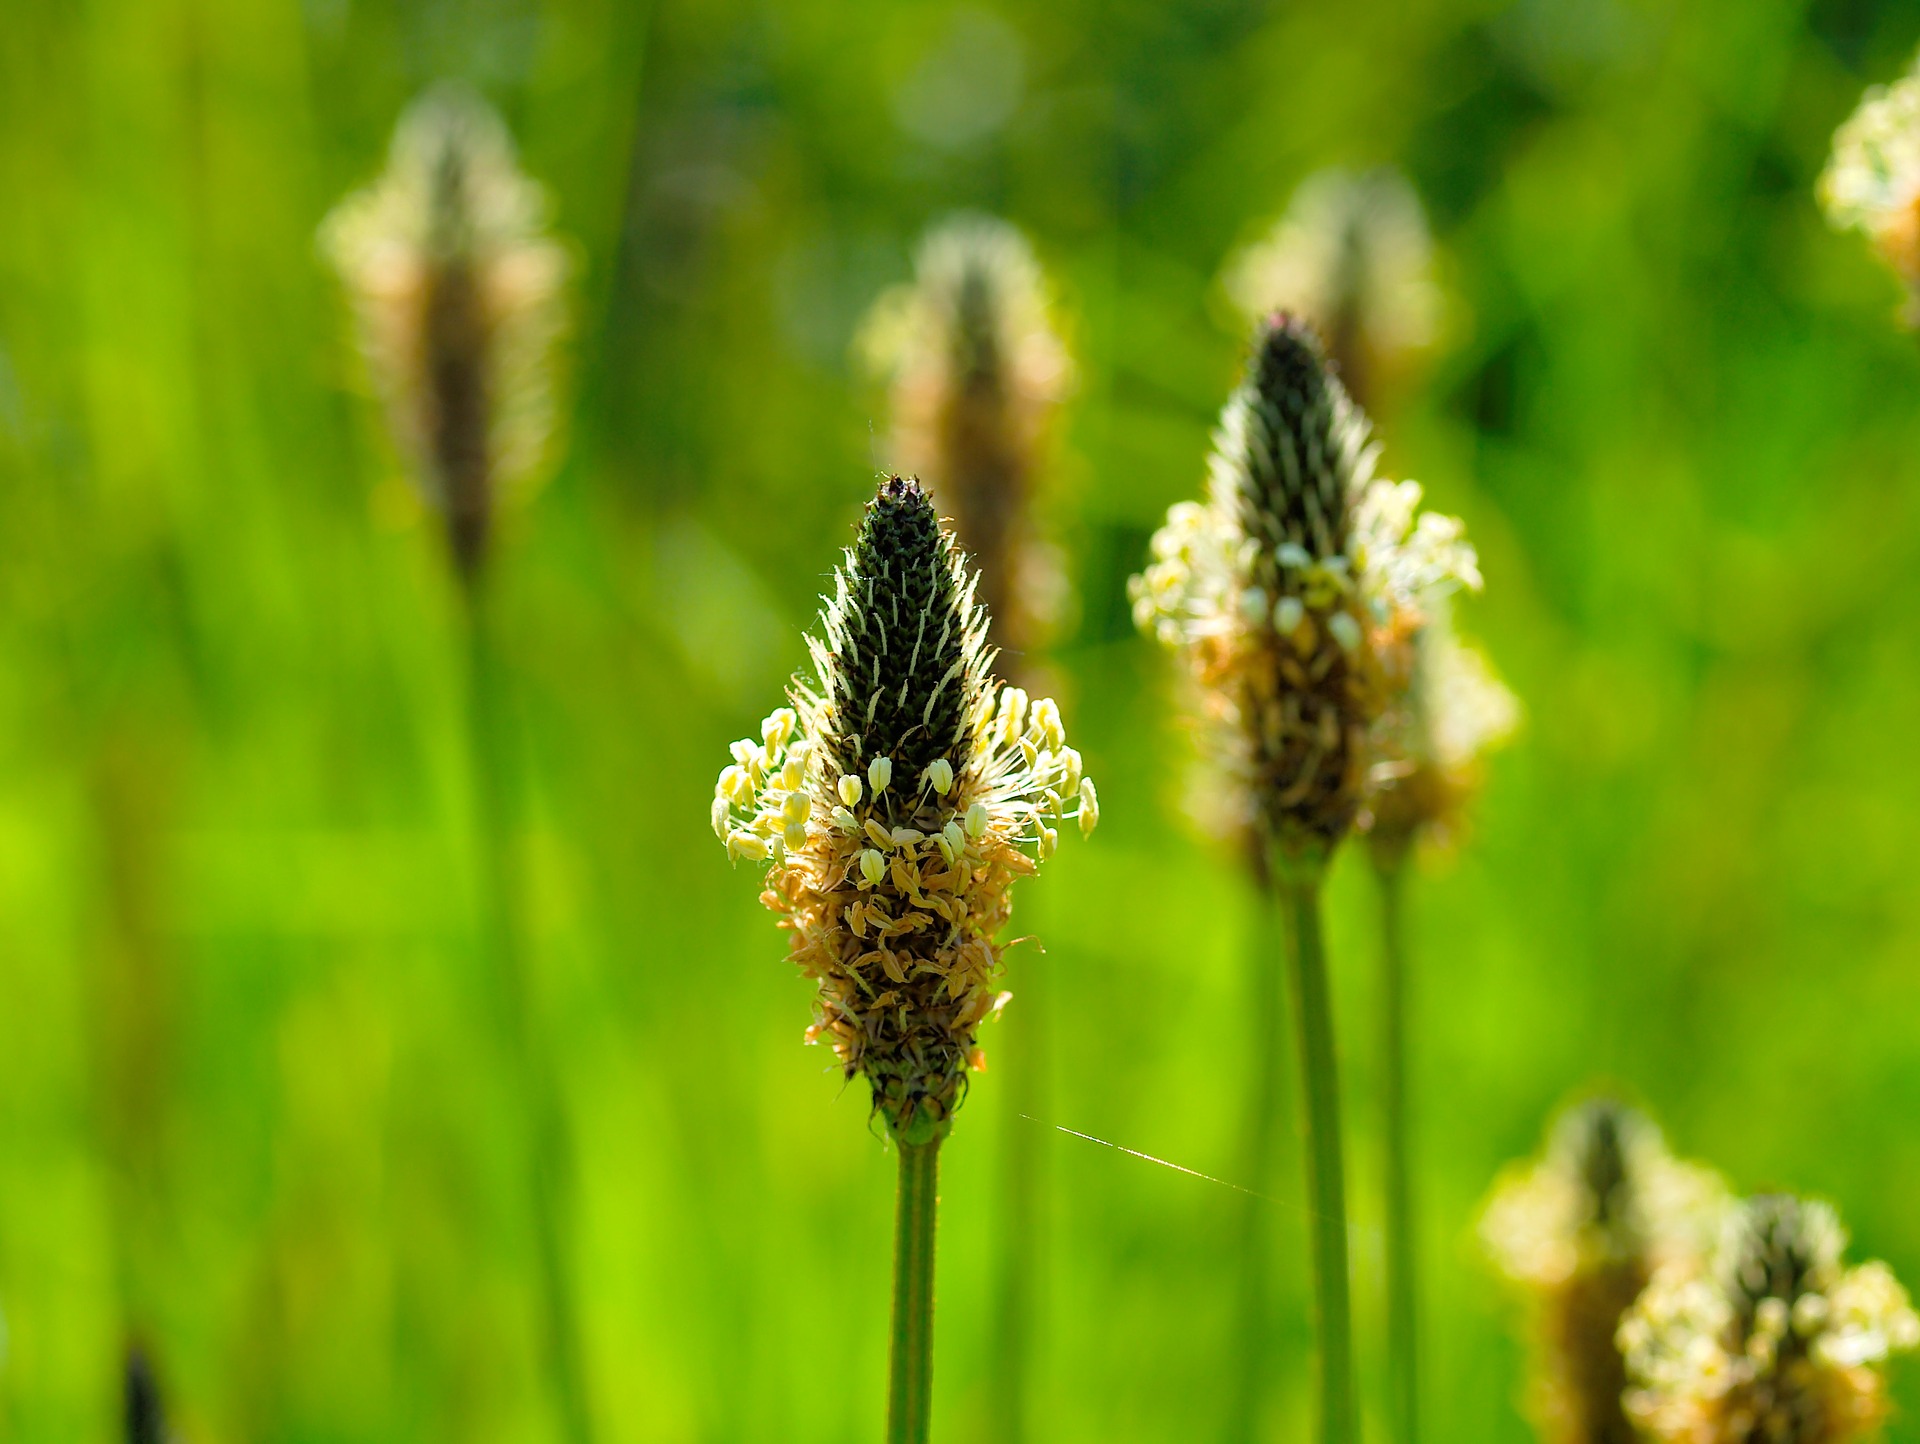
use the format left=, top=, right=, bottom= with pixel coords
left=1365, top=591, right=1518, bottom=862
left=1223, top=168, right=1441, bottom=409
left=861, top=215, right=1073, bottom=667
left=1482, top=1099, right=1730, bottom=1444
left=1822, top=57, right=1920, bottom=324
left=1621, top=1194, right=1920, bottom=1443
left=711, top=477, right=1097, bottom=1144
left=1130, top=314, right=1479, bottom=871
left=322, top=86, right=569, bottom=579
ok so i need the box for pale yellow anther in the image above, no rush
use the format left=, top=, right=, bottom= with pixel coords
left=718, top=764, right=753, bottom=802
left=859, top=848, right=887, bottom=886
left=780, top=755, right=806, bottom=790
left=998, top=687, right=1029, bottom=741
left=1059, top=747, right=1083, bottom=796
left=891, top=826, right=925, bottom=846
left=783, top=819, right=808, bottom=852
left=864, top=818, right=894, bottom=849
left=781, top=791, right=811, bottom=824
left=726, top=831, right=770, bottom=862
left=762, top=707, right=797, bottom=751
left=936, top=835, right=956, bottom=865
left=925, top=758, right=954, bottom=794
left=710, top=795, right=730, bottom=837
left=730, top=738, right=760, bottom=769
left=1037, top=824, right=1058, bottom=860
left=943, top=820, right=967, bottom=856
left=1078, top=778, right=1099, bottom=836
left=1029, top=697, right=1063, bottom=748
left=868, top=755, right=893, bottom=795
left=838, top=773, right=864, bottom=807
left=831, top=806, right=860, bottom=833
left=965, top=802, right=990, bottom=839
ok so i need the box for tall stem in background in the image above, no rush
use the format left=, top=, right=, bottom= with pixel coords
left=993, top=958, right=1044, bottom=1444
left=1279, top=862, right=1356, bottom=1444
left=462, top=581, right=594, bottom=1444
left=888, top=1139, right=942, bottom=1444
left=1228, top=882, right=1287, bottom=1442
left=1377, top=856, right=1418, bottom=1444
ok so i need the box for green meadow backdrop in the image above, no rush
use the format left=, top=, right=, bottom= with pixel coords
left=7, top=0, right=1920, bottom=1438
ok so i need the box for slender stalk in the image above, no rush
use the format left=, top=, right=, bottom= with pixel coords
left=1228, top=882, right=1287, bottom=1443
left=1377, top=856, right=1417, bottom=1444
left=888, top=1138, right=943, bottom=1444
left=462, top=582, right=595, bottom=1444
left=1278, top=861, right=1357, bottom=1444
left=992, top=958, right=1043, bottom=1444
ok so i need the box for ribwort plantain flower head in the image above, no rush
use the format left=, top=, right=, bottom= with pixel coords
left=1129, top=314, right=1478, bottom=869
left=1621, top=1195, right=1920, bottom=1444
left=861, top=215, right=1073, bottom=662
left=712, top=476, right=1096, bottom=1145
left=1365, top=592, right=1517, bottom=863
left=1223, top=168, right=1441, bottom=408
left=323, top=86, right=568, bottom=579
left=1822, top=56, right=1920, bottom=323
left=1482, top=1099, right=1730, bottom=1444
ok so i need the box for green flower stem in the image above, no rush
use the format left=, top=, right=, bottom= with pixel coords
left=463, top=585, right=595, bottom=1444
left=1229, top=880, right=1287, bottom=1443
left=888, top=1138, right=943, bottom=1444
left=992, top=961, right=1043, bottom=1444
left=1279, top=861, right=1357, bottom=1444
left=1377, top=855, right=1418, bottom=1444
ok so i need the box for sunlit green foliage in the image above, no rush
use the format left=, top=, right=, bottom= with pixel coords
left=6, top=1, right=1920, bottom=1440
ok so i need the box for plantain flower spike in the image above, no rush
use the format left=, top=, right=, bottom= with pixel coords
left=1128, top=313, right=1478, bottom=871
left=861, top=215, right=1073, bottom=664
left=323, top=86, right=569, bottom=580
left=1821, top=55, right=1920, bottom=324
left=1621, top=1194, right=1920, bottom=1444
left=1365, top=590, right=1518, bottom=865
left=712, top=476, right=1097, bottom=1145
left=1223, top=168, right=1440, bottom=409
left=1481, top=1099, right=1730, bottom=1444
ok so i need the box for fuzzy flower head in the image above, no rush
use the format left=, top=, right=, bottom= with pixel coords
left=1822, top=55, right=1920, bottom=321
left=1621, top=1195, right=1920, bottom=1444
left=1129, top=314, right=1479, bottom=866
left=711, top=477, right=1096, bottom=1145
left=861, top=215, right=1073, bottom=662
left=1223, top=168, right=1441, bottom=408
left=1365, top=590, right=1518, bottom=860
left=1482, top=1100, right=1731, bottom=1444
left=323, top=86, right=569, bottom=577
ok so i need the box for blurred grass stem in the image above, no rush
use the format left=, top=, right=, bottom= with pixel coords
left=1228, top=883, right=1286, bottom=1441
left=462, top=580, right=595, bottom=1444
left=888, top=1138, right=942, bottom=1444
left=1377, top=855, right=1418, bottom=1444
left=994, top=961, right=1043, bottom=1444
left=1279, top=860, right=1356, bottom=1444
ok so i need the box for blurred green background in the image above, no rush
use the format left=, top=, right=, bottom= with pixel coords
left=8, top=0, right=1920, bottom=1439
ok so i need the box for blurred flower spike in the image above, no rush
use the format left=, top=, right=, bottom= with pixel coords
left=1621, top=1194, right=1920, bottom=1443
left=1128, top=314, right=1478, bottom=870
left=323, top=85, right=569, bottom=579
left=1481, top=1098, right=1729, bottom=1444
left=711, top=477, right=1096, bottom=1145
left=861, top=214, right=1073, bottom=661
left=1364, top=590, right=1517, bottom=863
left=1822, top=56, right=1920, bottom=323
left=1223, top=168, right=1441, bottom=407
